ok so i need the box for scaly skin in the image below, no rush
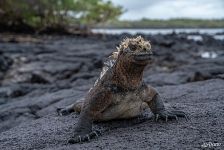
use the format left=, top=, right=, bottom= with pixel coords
left=57, top=36, right=188, bottom=144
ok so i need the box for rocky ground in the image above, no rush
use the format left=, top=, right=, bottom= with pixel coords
left=0, top=33, right=223, bottom=150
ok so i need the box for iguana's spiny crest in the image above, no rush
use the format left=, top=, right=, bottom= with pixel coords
left=99, top=36, right=152, bottom=81
left=112, top=36, right=151, bottom=59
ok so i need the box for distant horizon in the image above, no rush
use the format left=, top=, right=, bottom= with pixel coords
left=118, top=18, right=224, bottom=21
left=110, top=0, right=224, bottom=20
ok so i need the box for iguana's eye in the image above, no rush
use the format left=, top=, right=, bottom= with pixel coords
left=129, top=44, right=137, bottom=51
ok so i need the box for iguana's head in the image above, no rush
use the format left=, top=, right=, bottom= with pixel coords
left=113, top=36, right=152, bottom=66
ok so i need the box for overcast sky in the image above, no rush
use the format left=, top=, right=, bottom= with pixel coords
left=110, top=0, right=224, bottom=20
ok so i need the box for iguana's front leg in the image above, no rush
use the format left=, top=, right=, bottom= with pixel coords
left=68, top=110, right=101, bottom=144
left=68, top=88, right=112, bottom=144
left=145, top=86, right=188, bottom=121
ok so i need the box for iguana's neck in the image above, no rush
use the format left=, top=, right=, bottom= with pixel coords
left=111, top=59, right=145, bottom=89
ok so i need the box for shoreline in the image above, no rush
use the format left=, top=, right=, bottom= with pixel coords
left=93, top=27, right=224, bottom=29
left=0, top=27, right=223, bottom=36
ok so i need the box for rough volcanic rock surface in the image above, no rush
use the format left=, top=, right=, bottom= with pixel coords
left=0, top=33, right=223, bottom=149
left=0, top=79, right=224, bottom=150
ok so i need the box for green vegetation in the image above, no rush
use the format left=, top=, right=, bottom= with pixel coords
left=99, top=18, right=224, bottom=28
left=0, top=0, right=222, bottom=33
left=0, top=0, right=122, bottom=33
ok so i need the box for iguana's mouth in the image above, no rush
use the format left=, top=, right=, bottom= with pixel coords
left=134, top=53, right=153, bottom=61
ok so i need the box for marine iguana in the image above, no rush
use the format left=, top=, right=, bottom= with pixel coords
left=57, top=36, right=188, bottom=144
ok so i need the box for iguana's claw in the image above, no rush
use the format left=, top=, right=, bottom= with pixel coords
left=154, top=110, right=189, bottom=122
left=68, top=130, right=101, bottom=144
left=56, top=107, right=68, bottom=116
left=56, top=107, right=73, bottom=116
left=171, top=110, right=190, bottom=121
